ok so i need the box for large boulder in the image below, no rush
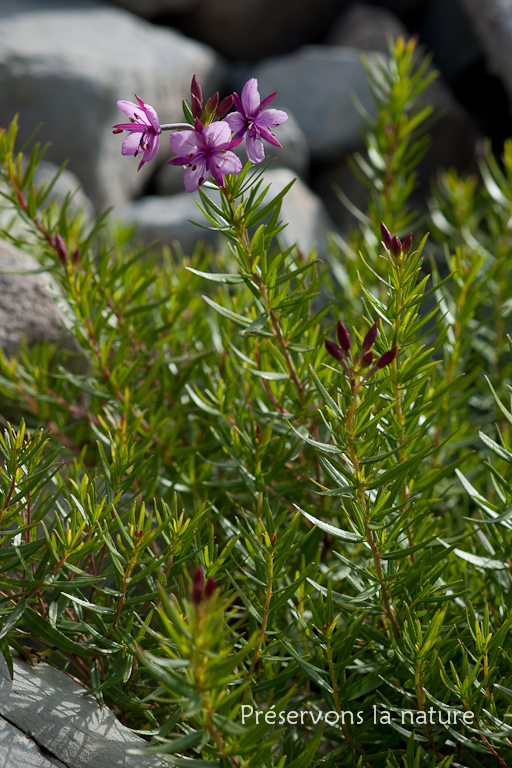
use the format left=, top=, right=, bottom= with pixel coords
left=254, top=46, right=376, bottom=162
left=0, top=0, right=225, bottom=211
left=177, top=0, right=346, bottom=61
left=0, top=240, right=74, bottom=356
left=458, top=0, right=512, bottom=109
left=0, top=653, right=168, bottom=768
left=107, top=0, right=199, bottom=16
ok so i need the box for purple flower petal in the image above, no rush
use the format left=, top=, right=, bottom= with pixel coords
left=246, top=134, right=265, bottom=164
left=117, top=100, right=139, bottom=120
left=256, top=126, right=283, bottom=149
left=259, top=91, right=277, bottom=111
left=202, top=121, right=232, bottom=149
left=241, top=78, right=260, bottom=116
left=224, top=112, right=247, bottom=134
left=169, top=129, right=200, bottom=156
left=121, top=132, right=143, bottom=156
left=258, top=108, right=288, bottom=127
left=183, top=157, right=209, bottom=192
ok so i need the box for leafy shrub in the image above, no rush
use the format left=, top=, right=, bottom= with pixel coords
left=1, top=37, right=512, bottom=767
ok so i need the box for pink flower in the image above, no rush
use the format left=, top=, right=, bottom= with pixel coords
left=113, top=95, right=161, bottom=170
left=168, top=120, right=242, bottom=192
left=225, top=78, right=288, bottom=164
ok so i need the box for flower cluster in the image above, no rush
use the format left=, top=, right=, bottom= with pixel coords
left=112, top=76, right=288, bottom=192
left=380, top=222, right=413, bottom=260
left=192, top=567, right=217, bottom=607
left=325, top=319, right=397, bottom=378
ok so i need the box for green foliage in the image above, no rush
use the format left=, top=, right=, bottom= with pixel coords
left=1, top=37, right=512, bottom=768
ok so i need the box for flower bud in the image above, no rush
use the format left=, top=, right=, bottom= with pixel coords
left=71, top=248, right=81, bottom=264
left=390, top=236, right=402, bottom=259
left=192, top=567, right=204, bottom=606
left=360, top=351, right=374, bottom=369
left=325, top=338, right=344, bottom=361
left=205, top=92, right=219, bottom=116
left=380, top=222, right=392, bottom=249
left=217, top=94, right=234, bottom=119
left=376, top=346, right=398, bottom=369
left=402, top=232, right=413, bottom=255
left=191, top=93, right=203, bottom=120
left=54, top=234, right=68, bottom=265
left=336, top=320, right=351, bottom=352
left=191, top=74, right=202, bottom=105
left=204, top=576, right=217, bottom=600
left=361, top=320, right=378, bottom=354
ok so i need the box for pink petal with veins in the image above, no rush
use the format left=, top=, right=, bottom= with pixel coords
left=241, top=78, right=260, bottom=116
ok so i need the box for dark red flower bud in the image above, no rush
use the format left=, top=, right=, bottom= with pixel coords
left=380, top=222, right=392, bottom=249
left=191, top=74, right=202, bottom=105
left=54, top=234, right=68, bottom=265
left=402, top=232, right=413, bottom=255
left=192, top=567, right=204, bottom=606
left=336, top=320, right=351, bottom=352
left=217, top=94, right=234, bottom=119
left=360, top=351, right=374, bottom=369
left=204, top=576, right=217, bottom=600
left=361, top=320, right=378, bottom=354
left=376, top=346, right=398, bottom=369
left=390, top=236, right=402, bottom=259
left=191, top=93, right=203, bottom=120
left=269, top=533, right=276, bottom=546
left=325, top=338, right=344, bottom=361
left=71, top=248, right=81, bottom=264
left=205, top=92, right=219, bottom=115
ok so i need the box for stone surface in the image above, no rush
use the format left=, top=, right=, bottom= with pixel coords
left=419, top=0, right=481, bottom=86
left=458, top=0, right=512, bottom=108
left=107, top=0, right=199, bottom=16
left=177, top=0, right=346, bottom=61
left=326, top=2, right=407, bottom=51
left=114, top=192, right=217, bottom=254
left=0, top=716, right=67, bottom=768
left=254, top=46, right=377, bottom=162
left=0, top=654, right=168, bottom=768
left=115, top=167, right=334, bottom=256
left=0, top=240, right=74, bottom=356
left=0, top=0, right=225, bottom=211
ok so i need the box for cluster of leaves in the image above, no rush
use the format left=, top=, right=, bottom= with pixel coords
left=1, top=36, right=512, bottom=768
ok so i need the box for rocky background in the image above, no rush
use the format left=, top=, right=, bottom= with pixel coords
left=0, top=0, right=509, bottom=338
left=0, top=0, right=511, bottom=263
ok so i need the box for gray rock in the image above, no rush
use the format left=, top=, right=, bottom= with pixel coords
left=0, top=654, right=168, bottom=768
left=178, top=0, right=345, bottom=61
left=326, top=2, right=407, bottom=51
left=115, top=167, right=334, bottom=256
left=107, top=0, right=199, bottom=16
left=458, top=0, right=512, bottom=106
left=0, top=0, right=225, bottom=211
left=419, top=0, right=481, bottom=86
left=0, top=716, right=67, bottom=768
left=0, top=240, right=74, bottom=356
left=254, top=46, right=377, bottom=161
left=114, top=193, right=216, bottom=254
left=155, top=112, right=310, bottom=196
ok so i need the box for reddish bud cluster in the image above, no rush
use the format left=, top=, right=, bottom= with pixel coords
left=380, top=222, right=413, bottom=259
left=325, top=317, right=398, bottom=374
left=190, top=74, right=233, bottom=125
left=191, top=567, right=218, bottom=606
